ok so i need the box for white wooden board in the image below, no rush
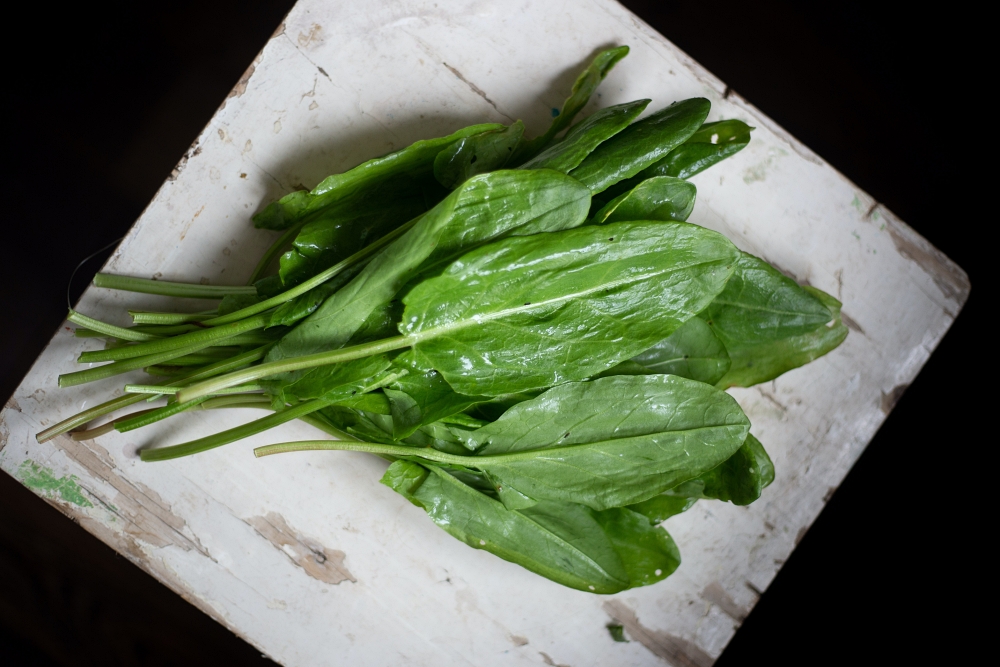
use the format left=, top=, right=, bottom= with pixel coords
left=0, top=1, right=969, bottom=665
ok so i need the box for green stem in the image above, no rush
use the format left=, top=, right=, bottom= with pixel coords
left=141, top=370, right=404, bottom=461
left=94, top=274, right=257, bottom=299
left=124, top=383, right=263, bottom=395
left=76, top=314, right=267, bottom=363
left=129, top=310, right=217, bottom=325
left=37, top=346, right=269, bottom=442
left=115, top=396, right=212, bottom=432
left=141, top=399, right=331, bottom=461
left=246, top=219, right=308, bottom=285
left=202, top=216, right=419, bottom=327
left=177, top=335, right=412, bottom=403
left=255, top=439, right=471, bottom=463
left=68, top=310, right=159, bottom=342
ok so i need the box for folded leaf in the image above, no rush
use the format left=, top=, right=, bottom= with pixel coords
left=253, top=123, right=502, bottom=230
left=403, top=220, right=740, bottom=395
left=569, top=98, right=711, bottom=194
left=701, top=253, right=848, bottom=387
left=590, top=176, right=697, bottom=224
left=434, top=122, right=525, bottom=189
left=519, top=100, right=649, bottom=173
left=623, top=119, right=753, bottom=189
left=383, top=461, right=678, bottom=593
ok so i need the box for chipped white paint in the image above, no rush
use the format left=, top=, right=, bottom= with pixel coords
left=0, top=1, right=968, bottom=665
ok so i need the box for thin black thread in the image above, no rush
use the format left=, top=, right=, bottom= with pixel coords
left=67, top=236, right=125, bottom=310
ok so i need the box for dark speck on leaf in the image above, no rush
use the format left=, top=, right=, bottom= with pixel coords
left=563, top=432, right=570, bottom=438
left=470, top=155, right=478, bottom=164
left=608, top=237, right=614, bottom=241
left=525, top=302, right=531, bottom=306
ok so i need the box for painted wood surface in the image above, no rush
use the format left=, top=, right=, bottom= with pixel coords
left=0, top=1, right=968, bottom=665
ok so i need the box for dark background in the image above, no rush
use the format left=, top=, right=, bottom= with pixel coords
left=1, top=1, right=978, bottom=664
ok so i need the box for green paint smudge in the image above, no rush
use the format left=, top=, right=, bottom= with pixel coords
left=17, top=460, right=93, bottom=508
left=607, top=624, right=628, bottom=642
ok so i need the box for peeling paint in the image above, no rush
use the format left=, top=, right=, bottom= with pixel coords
left=539, top=651, right=571, bottom=667
left=247, top=512, right=355, bottom=585
left=16, top=460, right=93, bottom=507
left=880, top=383, right=908, bottom=414
left=49, top=435, right=207, bottom=555
left=603, top=600, right=713, bottom=667
left=883, top=212, right=970, bottom=305
left=228, top=51, right=264, bottom=101
left=700, top=582, right=748, bottom=622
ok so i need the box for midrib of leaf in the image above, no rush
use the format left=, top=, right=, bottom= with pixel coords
left=406, top=255, right=734, bottom=340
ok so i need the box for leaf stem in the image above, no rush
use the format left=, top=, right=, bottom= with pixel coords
left=202, top=216, right=419, bottom=327
left=94, top=274, right=257, bottom=299
left=176, top=334, right=413, bottom=403
left=68, top=310, right=159, bottom=342
left=254, top=439, right=470, bottom=462
left=129, top=310, right=217, bottom=325
left=124, top=383, right=263, bottom=395
left=76, top=314, right=268, bottom=363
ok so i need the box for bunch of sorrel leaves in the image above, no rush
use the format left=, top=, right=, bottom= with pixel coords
left=39, top=47, right=847, bottom=593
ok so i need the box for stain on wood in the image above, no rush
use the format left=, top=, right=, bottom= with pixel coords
left=603, top=600, right=715, bottom=666
left=247, top=512, right=355, bottom=585
left=700, top=582, right=747, bottom=622
left=49, top=435, right=208, bottom=555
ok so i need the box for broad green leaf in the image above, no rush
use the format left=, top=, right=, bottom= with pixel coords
left=266, top=169, right=591, bottom=362
left=519, top=100, right=649, bottom=173
left=569, top=98, right=711, bottom=194
left=590, top=176, right=697, bottom=224
left=252, top=123, right=502, bottom=230
left=434, top=122, right=525, bottom=189
left=513, top=46, right=630, bottom=162
left=403, top=220, right=740, bottom=396
left=621, top=119, right=753, bottom=189
left=384, top=368, right=489, bottom=440
left=464, top=375, right=750, bottom=511
left=600, top=316, right=731, bottom=385
left=701, top=253, right=847, bottom=387
left=383, top=461, right=677, bottom=593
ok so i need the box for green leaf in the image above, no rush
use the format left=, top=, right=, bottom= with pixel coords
left=630, top=119, right=753, bottom=184
left=266, top=169, right=591, bottom=363
left=514, top=46, right=630, bottom=162
left=600, top=316, right=731, bottom=385
left=382, top=461, right=678, bottom=593
left=590, top=176, right=697, bottom=224
left=569, top=98, right=711, bottom=194
left=465, top=375, right=750, bottom=511
left=384, top=367, right=489, bottom=440
left=403, top=220, right=740, bottom=396
left=434, top=122, right=525, bottom=189
left=252, top=123, right=502, bottom=231
left=701, top=253, right=848, bottom=387
left=519, top=100, right=649, bottom=173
